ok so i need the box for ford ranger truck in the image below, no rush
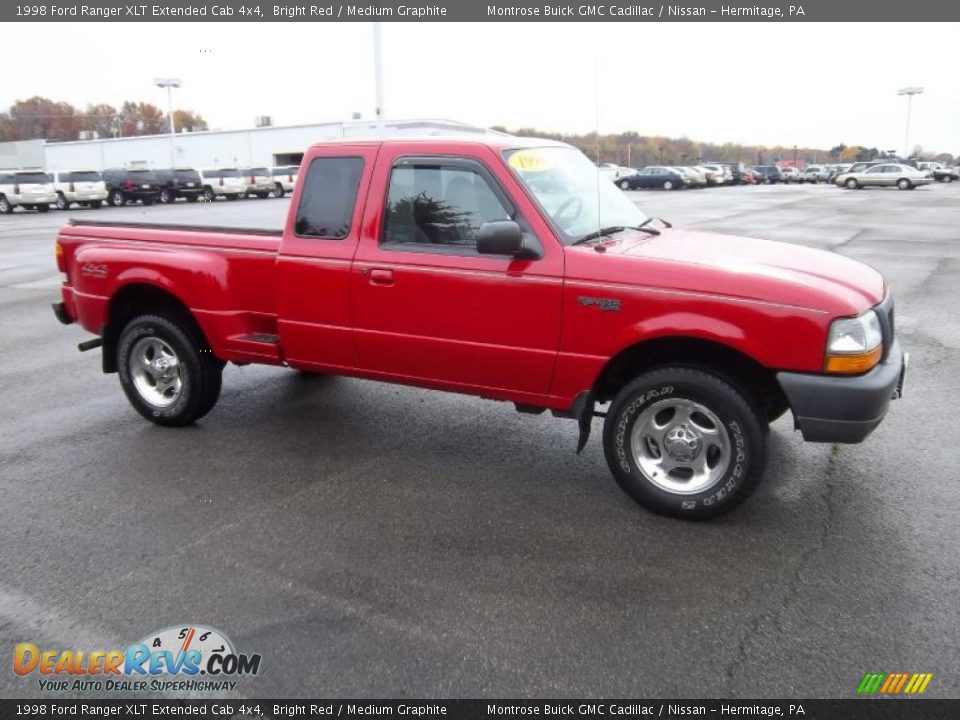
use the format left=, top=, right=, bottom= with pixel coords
left=52, top=137, right=906, bottom=519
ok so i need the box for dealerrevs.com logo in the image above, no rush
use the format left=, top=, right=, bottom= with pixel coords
left=14, top=625, right=261, bottom=693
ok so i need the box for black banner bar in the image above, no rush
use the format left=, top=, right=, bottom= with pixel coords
left=4, top=0, right=960, bottom=22
left=2, top=700, right=959, bottom=720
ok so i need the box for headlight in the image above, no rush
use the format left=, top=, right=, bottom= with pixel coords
left=824, top=310, right=882, bottom=374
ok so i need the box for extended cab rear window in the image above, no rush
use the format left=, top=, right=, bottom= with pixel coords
left=294, top=157, right=363, bottom=239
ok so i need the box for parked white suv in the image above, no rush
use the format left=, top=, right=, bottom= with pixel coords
left=779, top=167, right=803, bottom=183
left=270, top=166, right=299, bottom=198
left=240, top=167, right=274, bottom=199
left=0, top=170, right=56, bottom=213
left=198, top=168, right=247, bottom=201
left=52, top=170, right=108, bottom=210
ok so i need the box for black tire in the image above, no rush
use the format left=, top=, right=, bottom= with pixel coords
left=272, top=184, right=285, bottom=198
left=159, top=189, right=173, bottom=204
left=37, top=204, right=50, bottom=213
left=109, top=190, right=125, bottom=206
left=844, top=178, right=859, bottom=190
left=116, top=314, right=223, bottom=427
left=896, top=178, right=911, bottom=191
left=56, top=192, right=70, bottom=211
left=203, top=187, right=216, bottom=202
left=602, top=367, right=766, bottom=519
left=0, top=196, right=10, bottom=214
left=89, top=200, right=103, bottom=209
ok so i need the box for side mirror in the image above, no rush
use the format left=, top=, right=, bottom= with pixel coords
left=477, top=221, right=536, bottom=259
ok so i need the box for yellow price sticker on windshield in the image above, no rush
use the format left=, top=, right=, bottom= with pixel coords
left=508, top=151, right=551, bottom=172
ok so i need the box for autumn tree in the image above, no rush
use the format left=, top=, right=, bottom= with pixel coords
left=173, top=109, right=208, bottom=133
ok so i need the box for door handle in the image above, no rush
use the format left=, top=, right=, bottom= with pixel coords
left=368, top=268, right=395, bottom=286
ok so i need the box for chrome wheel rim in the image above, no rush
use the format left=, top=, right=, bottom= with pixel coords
left=629, top=398, right=731, bottom=495
left=664, top=181, right=673, bottom=190
left=0, top=197, right=9, bottom=212
left=57, top=194, right=68, bottom=210
left=130, top=336, right=183, bottom=408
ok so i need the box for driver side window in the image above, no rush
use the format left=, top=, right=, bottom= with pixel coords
left=382, top=163, right=511, bottom=250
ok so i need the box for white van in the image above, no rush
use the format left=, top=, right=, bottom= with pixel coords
left=0, top=171, right=57, bottom=213
left=52, top=170, right=108, bottom=210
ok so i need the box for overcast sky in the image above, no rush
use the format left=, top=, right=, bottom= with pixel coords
left=4, top=22, right=959, bottom=153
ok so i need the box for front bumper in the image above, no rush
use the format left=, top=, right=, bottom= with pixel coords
left=777, top=339, right=906, bottom=443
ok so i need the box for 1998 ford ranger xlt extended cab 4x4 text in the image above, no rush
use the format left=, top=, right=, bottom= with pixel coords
left=53, top=136, right=906, bottom=519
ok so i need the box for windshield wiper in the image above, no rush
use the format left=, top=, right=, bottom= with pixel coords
left=572, top=226, right=627, bottom=245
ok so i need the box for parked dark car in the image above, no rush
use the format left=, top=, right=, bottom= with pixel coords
left=155, top=168, right=204, bottom=204
left=617, top=166, right=687, bottom=190
left=752, top=166, right=783, bottom=184
left=102, top=169, right=162, bottom=206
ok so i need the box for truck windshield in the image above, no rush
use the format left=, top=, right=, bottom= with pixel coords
left=503, top=147, right=648, bottom=245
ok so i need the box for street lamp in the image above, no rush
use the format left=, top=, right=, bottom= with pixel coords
left=155, top=78, right=182, bottom=169
left=897, top=87, right=924, bottom=159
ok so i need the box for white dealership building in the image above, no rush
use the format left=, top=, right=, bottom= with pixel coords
left=0, top=118, right=498, bottom=171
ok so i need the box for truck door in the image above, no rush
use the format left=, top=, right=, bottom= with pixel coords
left=351, top=144, right=565, bottom=404
left=275, top=144, right=378, bottom=370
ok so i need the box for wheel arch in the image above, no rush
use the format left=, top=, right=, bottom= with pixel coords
left=103, top=282, right=211, bottom=374
left=592, top=335, right=788, bottom=422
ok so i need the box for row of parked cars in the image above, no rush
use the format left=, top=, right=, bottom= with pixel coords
left=601, top=159, right=959, bottom=191
left=0, top=165, right=301, bottom=213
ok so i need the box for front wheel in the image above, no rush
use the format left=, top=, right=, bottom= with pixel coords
left=117, top=314, right=223, bottom=427
left=159, top=189, right=173, bottom=204
left=897, top=178, right=912, bottom=190
left=602, top=367, right=766, bottom=519
left=942, top=175, right=953, bottom=183
left=845, top=178, right=859, bottom=190
left=0, top=196, right=12, bottom=214
left=203, top=187, right=216, bottom=202
left=56, top=193, right=70, bottom=211
left=272, top=184, right=285, bottom=198
left=109, top=190, right=125, bottom=206
left=663, top=180, right=674, bottom=190
left=619, top=179, right=631, bottom=190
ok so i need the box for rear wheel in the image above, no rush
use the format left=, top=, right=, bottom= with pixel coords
left=159, top=189, right=173, bottom=204
left=897, top=178, right=912, bottom=190
left=56, top=193, right=70, bottom=211
left=272, top=184, right=285, bottom=198
left=109, top=190, right=125, bottom=206
left=203, top=187, right=215, bottom=202
left=0, top=196, right=13, bottom=214
left=663, top=180, right=674, bottom=190
left=117, top=314, right=223, bottom=426
left=943, top=175, right=953, bottom=184
left=602, top=367, right=766, bottom=519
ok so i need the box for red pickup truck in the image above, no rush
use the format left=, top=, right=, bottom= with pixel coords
left=53, top=136, right=906, bottom=518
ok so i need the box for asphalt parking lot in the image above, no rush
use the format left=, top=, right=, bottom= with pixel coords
left=1, top=182, right=958, bottom=699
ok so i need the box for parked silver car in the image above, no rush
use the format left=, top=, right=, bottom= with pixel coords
left=835, top=163, right=933, bottom=190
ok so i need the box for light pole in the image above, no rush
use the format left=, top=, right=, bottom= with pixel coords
left=372, top=23, right=384, bottom=131
left=898, top=87, right=924, bottom=159
left=154, top=78, right=182, bottom=169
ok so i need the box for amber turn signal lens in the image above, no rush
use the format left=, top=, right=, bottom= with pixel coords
left=824, top=346, right=882, bottom=374
left=55, top=241, right=66, bottom=273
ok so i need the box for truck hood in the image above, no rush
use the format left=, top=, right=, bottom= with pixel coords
left=588, top=228, right=884, bottom=315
